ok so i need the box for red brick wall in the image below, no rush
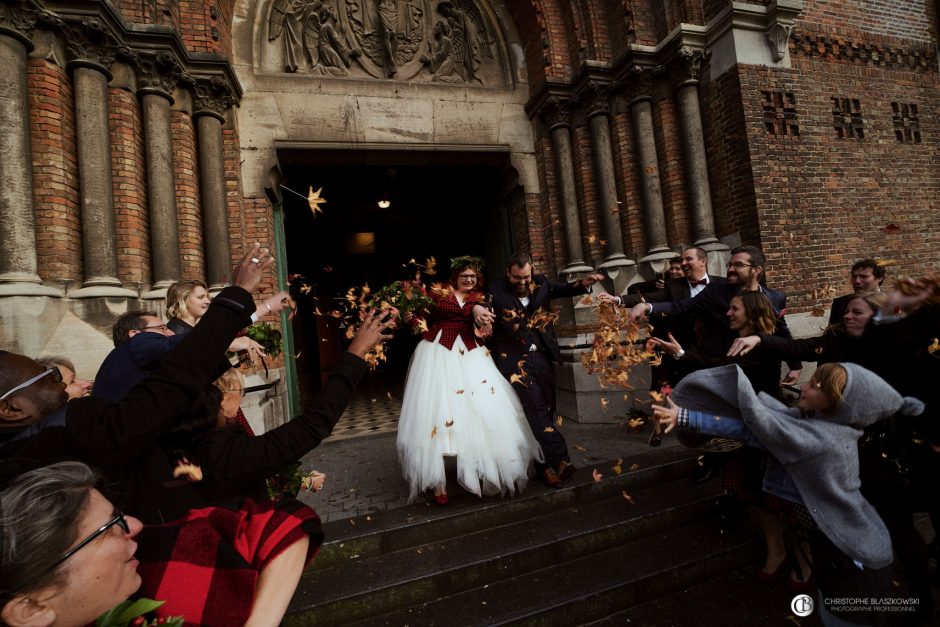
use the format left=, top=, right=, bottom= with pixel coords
left=534, top=133, right=566, bottom=274
left=700, top=68, right=761, bottom=249
left=740, top=52, right=940, bottom=310
left=572, top=123, right=601, bottom=265
left=610, top=107, right=648, bottom=257
left=652, top=94, right=692, bottom=247
left=109, top=85, right=151, bottom=286
left=172, top=110, right=204, bottom=279
left=801, top=0, right=934, bottom=41
left=28, top=58, right=82, bottom=283
left=605, top=0, right=634, bottom=60
left=223, top=122, right=248, bottom=271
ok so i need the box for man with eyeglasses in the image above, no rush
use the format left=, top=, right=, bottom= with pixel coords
left=90, top=310, right=183, bottom=402
left=626, top=244, right=802, bottom=386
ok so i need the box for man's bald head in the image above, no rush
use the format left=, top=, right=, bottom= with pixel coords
left=0, top=351, right=68, bottom=428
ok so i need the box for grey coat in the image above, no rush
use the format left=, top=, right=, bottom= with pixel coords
left=672, top=363, right=924, bottom=569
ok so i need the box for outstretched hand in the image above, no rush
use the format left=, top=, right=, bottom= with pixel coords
left=580, top=273, right=605, bottom=288
left=597, top=293, right=621, bottom=306
left=259, top=291, right=295, bottom=320
left=727, top=335, right=761, bottom=357
left=650, top=332, right=683, bottom=356
left=347, top=309, right=396, bottom=359
left=234, top=243, right=275, bottom=294
left=651, top=396, right=680, bottom=433
left=628, top=302, right=650, bottom=323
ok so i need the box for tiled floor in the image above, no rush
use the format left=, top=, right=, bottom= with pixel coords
left=325, top=392, right=402, bottom=441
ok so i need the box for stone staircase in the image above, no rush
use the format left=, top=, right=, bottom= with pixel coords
left=283, top=447, right=762, bottom=626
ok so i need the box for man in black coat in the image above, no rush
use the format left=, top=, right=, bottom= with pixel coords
left=475, top=253, right=604, bottom=488
left=828, top=258, right=885, bottom=327
left=627, top=245, right=803, bottom=386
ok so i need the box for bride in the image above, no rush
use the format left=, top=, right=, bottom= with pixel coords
left=397, top=256, right=543, bottom=504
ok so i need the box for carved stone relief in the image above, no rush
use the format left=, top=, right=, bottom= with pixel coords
left=265, top=0, right=500, bottom=84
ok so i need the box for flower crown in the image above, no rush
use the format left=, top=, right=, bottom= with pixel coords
left=450, top=255, right=485, bottom=272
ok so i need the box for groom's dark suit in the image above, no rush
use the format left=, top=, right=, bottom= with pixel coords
left=488, top=275, right=587, bottom=470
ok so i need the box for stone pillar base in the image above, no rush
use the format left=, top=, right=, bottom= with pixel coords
left=70, top=285, right=140, bottom=299
left=0, top=280, right=63, bottom=297
left=555, top=351, right=650, bottom=424
left=598, top=259, right=638, bottom=297
left=699, top=241, right=732, bottom=278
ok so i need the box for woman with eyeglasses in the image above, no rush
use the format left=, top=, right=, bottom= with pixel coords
left=0, top=461, right=323, bottom=627
left=396, top=257, right=542, bottom=505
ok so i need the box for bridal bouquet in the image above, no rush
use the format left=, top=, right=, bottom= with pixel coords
left=367, top=279, right=433, bottom=334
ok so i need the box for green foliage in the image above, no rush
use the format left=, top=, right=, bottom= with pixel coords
left=97, top=599, right=184, bottom=626
left=246, top=322, right=283, bottom=359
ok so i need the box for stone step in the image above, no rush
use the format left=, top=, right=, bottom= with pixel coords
left=285, top=462, right=733, bottom=626
left=363, top=518, right=762, bottom=627
left=313, top=447, right=701, bottom=572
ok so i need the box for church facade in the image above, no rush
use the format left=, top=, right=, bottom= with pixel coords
left=1, top=0, right=937, bottom=426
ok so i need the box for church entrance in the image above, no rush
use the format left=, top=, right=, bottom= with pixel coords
left=276, top=147, right=514, bottom=415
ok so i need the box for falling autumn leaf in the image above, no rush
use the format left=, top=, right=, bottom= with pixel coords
left=555, top=415, right=564, bottom=427
left=574, top=445, right=587, bottom=452
left=387, top=392, right=394, bottom=400
left=592, top=468, right=603, bottom=482
left=622, top=491, right=636, bottom=504
left=431, top=426, right=438, bottom=438
left=455, top=389, right=465, bottom=395
left=629, top=463, right=639, bottom=471
left=600, top=398, right=609, bottom=412
left=649, top=390, right=663, bottom=402
left=445, top=419, right=454, bottom=427
left=611, top=458, right=623, bottom=475
left=544, top=426, right=555, bottom=433
left=510, top=373, right=528, bottom=387
left=928, top=338, right=939, bottom=354
left=627, top=417, right=645, bottom=430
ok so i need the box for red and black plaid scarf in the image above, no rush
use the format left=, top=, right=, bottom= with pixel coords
left=135, top=497, right=321, bottom=626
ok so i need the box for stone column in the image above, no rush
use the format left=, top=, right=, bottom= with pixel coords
left=65, top=19, right=135, bottom=297
left=629, top=85, right=672, bottom=263
left=543, top=97, right=593, bottom=276
left=194, top=79, right=233, bottom=290
left=583, top=82, right=632, bottom=272
left=139, top=54, right=182, bottom=296
left=0, top=22, right=58, bottom=296
left=671, top=47, right=729, bottom=274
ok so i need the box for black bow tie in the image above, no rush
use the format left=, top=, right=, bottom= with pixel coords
left=689, top=279, right=707, bottom=287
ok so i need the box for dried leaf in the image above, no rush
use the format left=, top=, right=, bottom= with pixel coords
left=445, top=419, right=454, bottom=427
left=431, top=426, right=437, bottom=438
left=649, top=390, right=663, bottom=402
left=928, top=338, right=939, bottom=354
left=629, top=463, right=639, bottom=471
left=510, top=373, right=527, bottom=387
left=600, top=398, right=609, bottom=412
left=592, top=468, right=603, bottom=482
left=543, top=426, right=555, bottom=433
left=622, top=491, right=636, bottom=504
left=627, top=417, right=644, bottom=430
left=555, top=415, right=564, bottom=427
left=574, top=445, right=587, bottom=452
left=455, top=389, right=465, bottom=395
left=611, top=464, right=622, bottom=475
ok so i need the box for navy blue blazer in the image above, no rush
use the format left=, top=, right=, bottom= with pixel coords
left=487, top=275, right=587, bottom=374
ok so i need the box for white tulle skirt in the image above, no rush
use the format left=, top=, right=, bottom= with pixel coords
left=397, top=333, right=544, bottom=502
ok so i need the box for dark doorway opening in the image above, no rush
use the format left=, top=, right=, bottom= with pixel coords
left=277, top=148, right=513, bottom=408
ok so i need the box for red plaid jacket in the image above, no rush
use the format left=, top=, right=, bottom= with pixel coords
left=135, top=497, right=320, bottom=626
left=421, top=290, right=484, bottom=351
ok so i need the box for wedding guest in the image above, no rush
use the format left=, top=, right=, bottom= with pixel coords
left=36, top=355, right=92, bottom=400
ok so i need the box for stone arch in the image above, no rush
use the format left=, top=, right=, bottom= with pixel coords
left=231, top=0, right=542, bottom=196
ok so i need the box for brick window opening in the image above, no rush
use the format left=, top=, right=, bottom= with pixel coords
left=831, top=97, right=864, bottom=139
left=891, top=102, right=921, bottom=143
left=761, top=91, right=799, bottom=136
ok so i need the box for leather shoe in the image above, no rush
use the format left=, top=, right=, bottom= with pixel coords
left=433, top=492, right=448, bottom=506
left=557, top=461, right=577, bottom=482
left=691, top=464, right=715, bottom=484
left=540, top=467, right=562, bottom=488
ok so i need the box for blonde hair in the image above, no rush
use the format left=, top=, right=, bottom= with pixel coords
left=846, top=290, right=888, bottom=316
left=214, top=368, right=244, bottom=394
left=165, top=280, right=208, bottom=322
left=811, top=363, right=848, bottom=411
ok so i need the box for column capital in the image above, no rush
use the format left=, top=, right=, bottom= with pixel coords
left=623, top=65, right=663, bottom=106
left=136, top=50, right=183, bottom=101
left=0, top=0, right=41, bottom=49
left=193, top=75, right=235, bottom=121
left=578, top=80, right=614, bottom=119
left=63, top=16, right=130, bottom=76
left=667, top=46, right=709, bottom=91
left=541, top=95, right=575, bottom=131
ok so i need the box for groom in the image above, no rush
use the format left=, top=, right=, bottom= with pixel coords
left=476, top=253, right=604, bottom=487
